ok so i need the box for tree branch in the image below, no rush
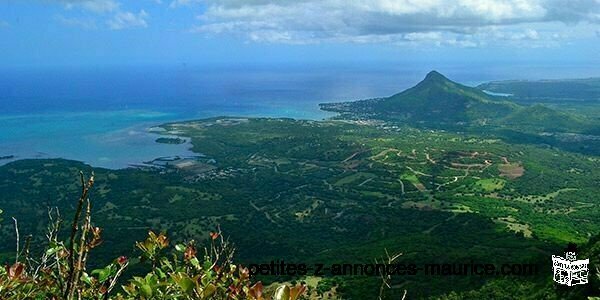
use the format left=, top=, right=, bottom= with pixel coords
left=64, top=172, right=94, bottom=300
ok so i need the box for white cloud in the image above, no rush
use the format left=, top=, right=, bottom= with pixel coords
left=55, top=15, right=97, bottom=29
left=0, top=20, right=9, bottom=28
left=63, top=0, right=120, bottom=13
left=512, top=28, right=540, bottom=40
left=192, top=0, right=600, bottom=46
left=107, top=9, right=149, bottom=30
left=55, top=1, right=151, bottom=30
left=169, top=0, right=201, bottom=8
left=403, top=32, right=444, bottom=42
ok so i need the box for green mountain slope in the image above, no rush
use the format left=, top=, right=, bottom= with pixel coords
left=371, top=71, right=518, bottom=124
left=499, top=104, right=589, bottom=132
left=321, top=71, right=593, bottom=133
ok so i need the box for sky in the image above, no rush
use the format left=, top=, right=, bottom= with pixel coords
left=0, top=0, right=599, bottom=68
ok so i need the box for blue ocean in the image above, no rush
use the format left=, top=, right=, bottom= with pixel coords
left=1, top=64, right=596, bottom=169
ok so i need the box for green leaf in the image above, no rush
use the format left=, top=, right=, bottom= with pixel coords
left=202, top=260, right=212, bottom=271
left=200, top=271, right=214, bottom=286
left=80, top=272, right=93, bottom=285
left=273, top=285, right=290, bottom=300
left=92, top=265, right=115, bottom=283
left=155, top=267, right=166, bottom=279
left=130, top=277, right=145, bottom=289
left=175, top=244, right=185, bottom=252
left=176, top=275, right=195, bottom=294
left=145, top=273, right=158, bottom=286
left=202, top=284, right=216, bottom=299
left=140, top=284, right=153, bottom=298
left=45, top=246, right=61, bottom=256
left=190, top=257, right=200, bottom=269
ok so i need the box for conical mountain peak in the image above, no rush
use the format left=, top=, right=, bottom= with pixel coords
left=421, top=70, right=452, bottom=85
left=346, top=70, right=519, bottom=124
left=320, top=69, right=575, bottom=131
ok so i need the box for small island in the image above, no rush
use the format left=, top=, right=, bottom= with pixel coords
left=155, top=137, right=187, bottom=144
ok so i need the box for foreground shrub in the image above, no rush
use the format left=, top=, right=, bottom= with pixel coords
left=0, top=172, right=306, bottom=299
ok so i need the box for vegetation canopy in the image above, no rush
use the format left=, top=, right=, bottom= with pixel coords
left=0, top=173, right=307, bottom=300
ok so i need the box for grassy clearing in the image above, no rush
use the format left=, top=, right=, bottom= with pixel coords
left=475, top=178, right=506, bottom=192
left=334, top=172, right=376, bottom=186
left=400, top=173, right=419, bottom=184
left=494, top=216, right=532, bottom=237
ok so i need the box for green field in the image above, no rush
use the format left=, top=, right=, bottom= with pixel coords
left=1, top=115, right=598, bottom=298
left=474, top=178, right=505, bottom=192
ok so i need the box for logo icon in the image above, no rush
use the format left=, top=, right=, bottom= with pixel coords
left=552, top=243, right=589, bottom=286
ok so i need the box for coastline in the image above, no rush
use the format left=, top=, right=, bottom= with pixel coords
left=0, top=106, right=335, bottom=170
